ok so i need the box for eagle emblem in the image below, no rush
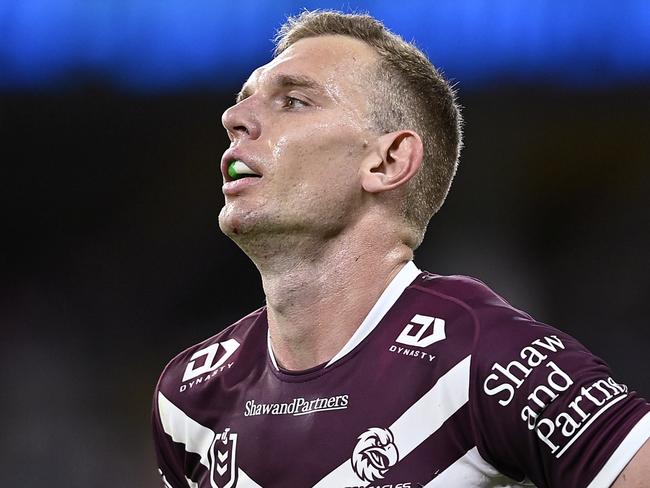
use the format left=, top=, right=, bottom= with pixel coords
left=351, top=427, right=400, bottom=481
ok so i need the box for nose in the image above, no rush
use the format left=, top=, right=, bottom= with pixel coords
left=221, top=99, right=261, bottom=142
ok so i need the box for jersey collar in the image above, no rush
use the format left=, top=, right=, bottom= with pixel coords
left=267, top=261, right=421, bottom=371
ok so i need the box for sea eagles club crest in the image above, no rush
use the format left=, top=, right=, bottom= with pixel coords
left=209, top=428, right=238, bottom=488
left=351, top=427, right=400, bottom=481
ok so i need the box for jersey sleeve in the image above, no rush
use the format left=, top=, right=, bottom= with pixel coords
left=469, top=314, right=650, bottom=488
left=152, top=386, right=190, bottom=488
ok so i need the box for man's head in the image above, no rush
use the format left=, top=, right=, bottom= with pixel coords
left=274, top=11, right=463, bottom=247
left=220, top=10, right=462, bottom=251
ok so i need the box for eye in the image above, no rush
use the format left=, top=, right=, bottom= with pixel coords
left=282, top=96, right=309, bottom=109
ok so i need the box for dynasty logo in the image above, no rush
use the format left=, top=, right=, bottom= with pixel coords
left=389, top=314, right=446, bottom=363
left=180, top=339, right=240, bottom=392
left=351, top=427, right=400, bottom=482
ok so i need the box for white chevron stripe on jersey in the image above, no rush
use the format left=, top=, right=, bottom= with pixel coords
left=313, top=355, right=472, bottom=488
left=423, top=447, right=533, bottom=487
left=158, top=392, right=263, bottom=488
left=159, top=391, right=213, bottom=469
left=236, top=470, right=264, bottom=487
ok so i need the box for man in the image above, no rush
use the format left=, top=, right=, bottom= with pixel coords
left=152, top=10, right=649, bottom=488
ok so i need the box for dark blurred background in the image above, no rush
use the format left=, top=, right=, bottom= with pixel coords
left=1, top=1, right=648, bottom=487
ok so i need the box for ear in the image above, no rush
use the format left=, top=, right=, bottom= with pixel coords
left=360, top=130, right=423, bottom=193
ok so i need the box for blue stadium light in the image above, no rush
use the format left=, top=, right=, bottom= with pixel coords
left=1, top=0, right=649, bottom=91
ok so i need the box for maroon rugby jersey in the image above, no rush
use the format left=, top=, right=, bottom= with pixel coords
left=152, top=262, right=650, bottom=488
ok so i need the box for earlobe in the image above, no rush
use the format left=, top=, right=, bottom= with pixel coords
left=360, top=130, right=423, bottom=193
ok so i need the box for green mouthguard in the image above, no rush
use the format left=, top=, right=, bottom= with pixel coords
left=227, top=160, right=257, bottom=180
left=228, top=160, right=240, bottom=179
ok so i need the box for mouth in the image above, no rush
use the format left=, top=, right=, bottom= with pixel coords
left=223, top=159, right=262, bottom=182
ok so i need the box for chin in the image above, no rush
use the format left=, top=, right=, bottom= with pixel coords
left=218, top=204, right=262, bottom=237
left=219, top=212, right=245, bottom=237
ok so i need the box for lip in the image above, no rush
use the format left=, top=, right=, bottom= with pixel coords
left=222, top=176, right=262, bottom=195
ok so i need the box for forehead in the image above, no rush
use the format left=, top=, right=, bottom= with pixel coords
left=243, top=35, right=379, bottom=102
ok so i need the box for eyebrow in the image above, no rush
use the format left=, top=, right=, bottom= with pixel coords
left=236, top=74, right=326, bottom=103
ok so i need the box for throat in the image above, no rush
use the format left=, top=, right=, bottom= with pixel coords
left=266, top=277, right=359, bottom=370
left=256, top=226, right=414, bottom=371
left=263, top=251, right=412, bottom=371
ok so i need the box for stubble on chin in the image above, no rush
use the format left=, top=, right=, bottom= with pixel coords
left=218, top=202, right=277, bottom=242
left=218, top=204, right=250, bottom=238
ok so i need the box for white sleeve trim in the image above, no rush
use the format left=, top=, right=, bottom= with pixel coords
left=587, top=410, right=650, bottom=488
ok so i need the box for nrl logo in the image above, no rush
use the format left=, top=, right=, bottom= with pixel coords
left=208, top=428, right=238, bottom=488
left=351, top=427, right=400, bottom=482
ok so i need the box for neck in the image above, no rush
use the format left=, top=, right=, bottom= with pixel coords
left=243, top=223, right=413, bottom=371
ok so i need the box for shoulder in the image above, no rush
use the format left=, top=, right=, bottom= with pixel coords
left=154, top=307, right=266, bottom=400
left=410, top=271, right=534, bottom=329
left=414, top=271, right=650, bottom=487
left=402, top=270, right=566, bottom=383
left=410, top=271, right=583, bottom=375
left=412, top=271, right=584, bottom=366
